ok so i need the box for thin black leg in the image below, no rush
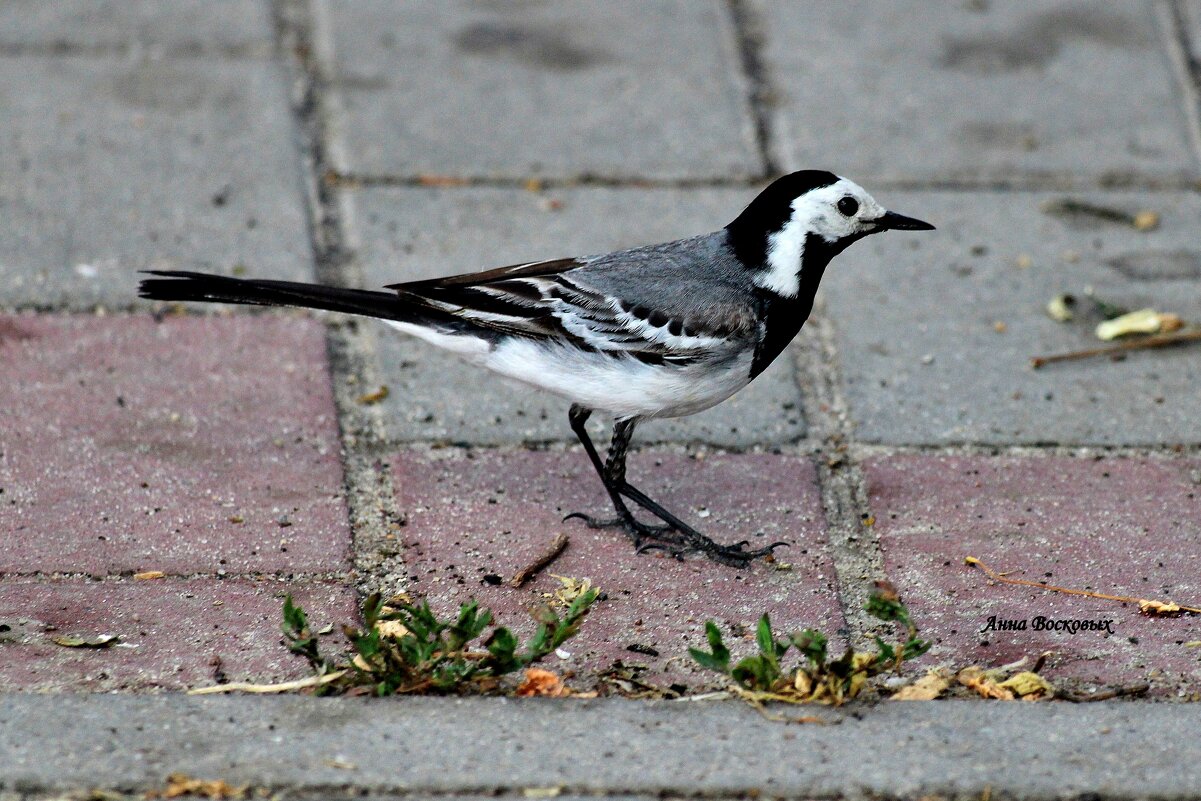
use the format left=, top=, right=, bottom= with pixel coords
left=564, top=406, right=679, bottom=547
left=565, top=408, right=786, bottom=566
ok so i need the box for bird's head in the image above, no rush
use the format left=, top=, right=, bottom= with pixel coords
left=725, top=170, right=934, bottom=299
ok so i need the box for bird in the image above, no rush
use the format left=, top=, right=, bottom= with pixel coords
left=139, top=170, right=933, bottom=567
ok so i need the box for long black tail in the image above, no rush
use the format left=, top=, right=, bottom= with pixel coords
left=139, top=270, right=415, bottom=322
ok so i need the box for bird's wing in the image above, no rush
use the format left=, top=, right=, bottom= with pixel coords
left=386, top=254, right=758, bottom=365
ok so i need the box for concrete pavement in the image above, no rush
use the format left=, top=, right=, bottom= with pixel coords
left=1, top=0, right=1200, bottom=797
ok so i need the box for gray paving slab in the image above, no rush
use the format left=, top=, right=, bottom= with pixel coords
left=348, top=186, right=805, bottom=446
left=823, top=189, right=1201, bottom=445
left=760, top=0, right=1198, bottom=183
left=0, top=0, right=273, bottom=53
left=0, top=55, right=313, bottom=310
left=2, top=695, right=1201, bottom=799
left=321, top=0, right=761, bottom=180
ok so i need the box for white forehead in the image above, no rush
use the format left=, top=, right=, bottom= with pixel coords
left=797, top=177, right=883, bottom=214
left=786, top=177, right=885, bottom=242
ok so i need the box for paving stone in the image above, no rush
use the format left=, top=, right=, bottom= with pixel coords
left=0, top=578, right=355, bottom=691
left=760, top=0, right=1198, bottom=183
left=351, top=186, right=806, bottom=445
left=0, top=0, right=274, bottom=52
left=389, top=448, right=840, bottom=689
left=6, top=698, right=1201, bottom=799
left=0, top=314, right=351, bottom=575
left=323, top=0, right=760, bottom=179
left=0, top=56, right=312, bottom=310
left=821, top=190, right=1201, bottom=445
left=864, top=454, right=1201, bottom=693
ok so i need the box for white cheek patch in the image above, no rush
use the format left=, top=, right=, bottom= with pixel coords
left=754, top=178, right=885, bottom=299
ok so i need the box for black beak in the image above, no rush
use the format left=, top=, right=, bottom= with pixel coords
left=873, top=211, right=936, bottom=231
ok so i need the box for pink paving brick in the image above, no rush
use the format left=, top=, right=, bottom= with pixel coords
left=0, top=314, right=351, bottom=575
left=864, top=454, right=1201, bottom=693
left=390, top=448, right=841, bottom=689
left=0, top=578, right=356, bottom=691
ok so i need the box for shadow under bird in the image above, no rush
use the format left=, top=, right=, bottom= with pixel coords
left=140, top=170, right=933, bottom=566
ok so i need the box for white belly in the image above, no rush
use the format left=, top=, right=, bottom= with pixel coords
left=485, top=338, right=752, bottom=419
left=383, top=320, right=753, bottom=419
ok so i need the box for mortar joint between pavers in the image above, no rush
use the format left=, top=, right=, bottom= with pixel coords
left=1159, top=0, right=1201, bottom=170
left=315, top=170, right=1201, bottom=194
left=725, top=0, right=780, bottom=178
left=270, top=1, right=404, bottom=599
left=0, top=41, right=274, bottom=61
left=793, top=302, right=895, bottom=645
left=0, top=571, right=354, bottom=583
left=322, top=322, right=409, bottom=598
left=269, top=0, right=356, bottom=288
left=852, top=442, right=1201, bottom=460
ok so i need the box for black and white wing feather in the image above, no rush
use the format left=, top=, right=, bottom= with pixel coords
left=389, top=249, right=760, bottom=366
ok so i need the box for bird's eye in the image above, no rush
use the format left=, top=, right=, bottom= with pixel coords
left=837, top=197, right=859, bottom=217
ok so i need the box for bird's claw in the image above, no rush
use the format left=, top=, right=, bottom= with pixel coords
left=563, top=511, right=675, bottom=535
left=565, top=510, right=788, bottom=567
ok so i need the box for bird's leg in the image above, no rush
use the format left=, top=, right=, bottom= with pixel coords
left=563, top=406, right=679, bottom=547
left=566, top=408, right=786, bottom=566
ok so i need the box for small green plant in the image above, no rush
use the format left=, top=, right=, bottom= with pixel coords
left=688, top=583, right=930, bottom=705
left=282, top=588, right=599, bottom=695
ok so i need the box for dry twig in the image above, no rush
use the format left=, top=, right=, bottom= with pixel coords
left=1031, top=328, right=1201, bottom=368
left=965, top=556, right=1201, bottom=614
left=510, top=533, right=570, bottom=587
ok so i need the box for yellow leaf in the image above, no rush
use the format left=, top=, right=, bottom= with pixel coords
left=1138, top=599, right=1181, bottom=615
left=958, top=666, right=1015, bottom=700
left=999, top=671, right=1054, bottom=700
left=1132, top=210, right=1159, bottom=231
left=545, top=574, right=593, bottom=607
left=134, top=570, right=165, bottom=580
left=374, top=620, right=410, bottom=639
left=1046, top=294, right=1075, bottom=322
left=151, top=773, right=247, bottom=800
left=892, top=668, right=951, bottom=701
left=1096, top=309, right=1168, bottom=341
left=356, top=385, right=389, bottom=405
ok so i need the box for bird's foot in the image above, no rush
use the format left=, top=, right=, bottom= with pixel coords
left=643, top=536, right=790, bottom=568
left=564, top=512, right=787, bottom=567
left=563, top=511, right=686, bottom=549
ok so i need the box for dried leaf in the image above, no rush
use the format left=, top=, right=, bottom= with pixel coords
left=149, top=773, right=247, bottom=800
left=545, top=574, right=593, bottom=608
left=53, top=633, right=119, bottom=648
left=417, top=174, right=469, bottom=187
left=521, top=787, right=563, bottom=799
left=958, top=666, right=1015, bottom=700
left=1132, top=210, right=1160, bottom=231
left=891, top=668, right=951, bottom=700
left=1046, top=294, right=1075, bottom=322
left=374, top=620, right=411, bottom=639
left=1138, top=599, right=1182, bottom=615
left=356, top=385, right=389, bottom=405
left=1095, top=309, right=1173, bottom=341
left=134, top=570, right=165, bottom=580
left=1157, top=313, right=1184, bottom=333
left=515, top=667, right=569, bottom=697
left=999, top=670, right=1054, bottom=700
left=1184, top=641, right=1201, bottom=648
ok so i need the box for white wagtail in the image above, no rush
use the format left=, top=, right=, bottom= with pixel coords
left=140, top=170, right=933, bottom=566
